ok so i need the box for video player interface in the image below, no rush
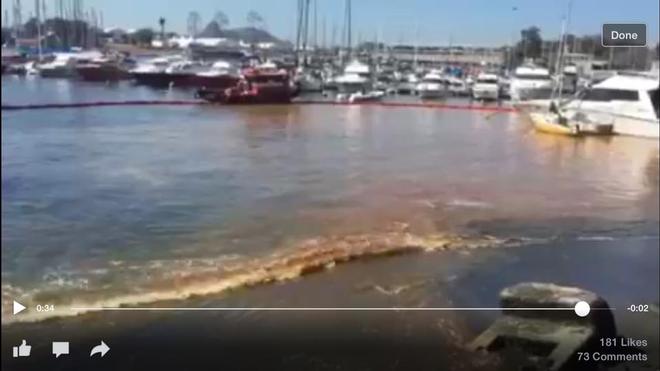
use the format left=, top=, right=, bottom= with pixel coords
left=2, top=0, right=659, bottom=370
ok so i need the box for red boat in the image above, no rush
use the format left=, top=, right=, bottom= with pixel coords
left=196, top=64, right=295, bottom=104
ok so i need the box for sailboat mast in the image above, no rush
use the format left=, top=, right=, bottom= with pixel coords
left=413, top=24, right=419, bottom=69
left=295, top=0, right=304, bottom=66
left=313, top=0, right=317, bottom=49
left=302, top=0, right=310, bottom=66
left=35, top=0, right=42, bottom=60
left=347, top=0, right=352, bottom=56
left=552, top=0, right=573, bottom=101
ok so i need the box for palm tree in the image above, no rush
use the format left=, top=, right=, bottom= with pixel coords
left=158, top=17, right=166, bottom=42
left=187, top=11, right=201, bottom=39
left=246, top=10, right=264, bottom=30
left=214, top=11, right=229, bottom=29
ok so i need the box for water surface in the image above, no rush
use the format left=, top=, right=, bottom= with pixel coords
left=2, top=77, right=658, bottom=324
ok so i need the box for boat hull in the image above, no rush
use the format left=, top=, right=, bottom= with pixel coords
left=396, top=83, right=416, bottom=95
left=196, top=85, right=293, bottom=104
left=609, top=115, right=659, bottom=138
left=131, top=72, right=191, bottom=87
left=529, top=112, right=614, bottom=137
left=510, top=86, right=554, bottom=101
left=524, top=105, right=660, bottom=139
left=417, top=88, right=448, bottom=99
left=39, top=67, right=76, bottom=78
left=77, top=65, right=131, bottom=82
left=530, top=113, right=580, bottom=136
left=472, top=89, right=499, bottom=101
left=193, top=75, right=241, bottom=89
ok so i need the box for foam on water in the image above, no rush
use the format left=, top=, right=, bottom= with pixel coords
left=1, top=230, right=516, bottom=325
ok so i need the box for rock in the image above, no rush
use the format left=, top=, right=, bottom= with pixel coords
left=469, top=282, right=616, bottom=371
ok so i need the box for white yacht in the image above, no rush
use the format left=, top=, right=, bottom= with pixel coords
left=563, top=73, right=659, bottom=138
left=525, top=73, right=659, bottom=138
left=396, top=73, right=419, bottom=95
left=294, top=67, right=323, bottom=92
left=38, top=51, right=104, bottom=78
left=447, top=76, right=469, bottom=96
left=37, top=53, right=78, bottom=78
left=416, top=70, right=448, bottom=99
left=509, top=64, right=554, bottom=101
left=471, top=73, right=499, bottom=101
left=194, top=60, right=241, bottom=88
left=130, top=55, right=183, bottom=74
left=335, top=60, right=371, bottom=92
left=335, top=60, right=380, bottom=102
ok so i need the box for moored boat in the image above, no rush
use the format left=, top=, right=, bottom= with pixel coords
left=192, top=60, right=241, bottom=89
left=336, top=90, right=386, bottom=103
left=37, top=54, right=78, bottom=78
left=195, top=63, right=294, bottom=104
left=76, top=56, right=134, bottom=82
left=520, top=73, right=659, bottom=138
left=395, top=73, right=419, bottom=95
left=529, top=110, right=614, bottom=137
left=471, top=73, right=499, bottom=101
left=130, top=55, right=184, bottom=87
left=510, top=63, right=554, bottom=101
left=416, top=70, right=448, bottom=99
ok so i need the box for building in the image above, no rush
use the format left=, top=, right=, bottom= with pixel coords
left=373, top=44, right=504, bottom=68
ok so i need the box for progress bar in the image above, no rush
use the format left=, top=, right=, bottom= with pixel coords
left=71, top=302, right=607, bottom=317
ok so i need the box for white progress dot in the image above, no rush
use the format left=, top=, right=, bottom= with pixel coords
left=574, top=301, right=591, bottom=317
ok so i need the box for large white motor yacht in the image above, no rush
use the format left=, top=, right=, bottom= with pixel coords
left=523, top=73, right=659, bottom=138
left=562, top=73, right=659, bottom=138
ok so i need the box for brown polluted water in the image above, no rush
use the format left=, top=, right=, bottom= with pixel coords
left=1, top=79, right=658, bottom=370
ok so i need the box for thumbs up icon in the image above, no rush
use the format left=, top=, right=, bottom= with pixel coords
left=12, top=340, right=32, bottom=358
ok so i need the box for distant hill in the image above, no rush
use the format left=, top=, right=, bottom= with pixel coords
left=198, top=21, right=281, bottom=44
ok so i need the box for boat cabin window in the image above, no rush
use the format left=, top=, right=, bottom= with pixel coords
left=649, top=89, right=659, bottom=119
left=514, top=74, right=551, bottom=80
left=582, top=88, right=639, bottom=102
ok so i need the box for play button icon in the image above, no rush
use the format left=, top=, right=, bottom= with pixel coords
left=13, top=301, right=26, bottom=315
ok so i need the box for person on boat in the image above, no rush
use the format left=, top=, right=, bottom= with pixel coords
left=549, top=101, right=569, bottom=126
left=237, top=77, right=249, bottom=93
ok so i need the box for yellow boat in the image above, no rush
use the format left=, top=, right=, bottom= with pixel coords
left=529, top=112, right=614, bottom=137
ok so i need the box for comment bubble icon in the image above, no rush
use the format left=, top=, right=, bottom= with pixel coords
left=52, top=342, right=69, bottom=358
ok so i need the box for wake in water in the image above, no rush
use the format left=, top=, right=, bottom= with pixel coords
left=1, top=228, right=521, bottom=325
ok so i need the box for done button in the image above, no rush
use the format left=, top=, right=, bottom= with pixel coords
left=602, top=23, right=647, bottom=47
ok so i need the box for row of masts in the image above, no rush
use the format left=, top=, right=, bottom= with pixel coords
left=8, top=0, right=104, bottom=54
left=295, top=0, right=354, bottom=66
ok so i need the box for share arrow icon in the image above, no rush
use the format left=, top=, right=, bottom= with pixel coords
left=13, top=301, right=26, bottom=315
left=90, top=341, right=110, bottom=357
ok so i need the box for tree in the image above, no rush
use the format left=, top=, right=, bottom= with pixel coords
left=187, top=11, right=201, bottom=38
left=246, top=10, right=264, bottom=29
left=158, top=17, right=166, bottom=40
left=513, top=26, right=542, bottom=65
left=214, top=11, right=229, bottom=29
left=131, top=28, right=154, bottom=45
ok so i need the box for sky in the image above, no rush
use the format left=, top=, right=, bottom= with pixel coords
left=2, top=0, right=659, bottom=47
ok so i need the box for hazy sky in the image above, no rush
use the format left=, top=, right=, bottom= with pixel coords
left=2, top=0, right=659, bottom=46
